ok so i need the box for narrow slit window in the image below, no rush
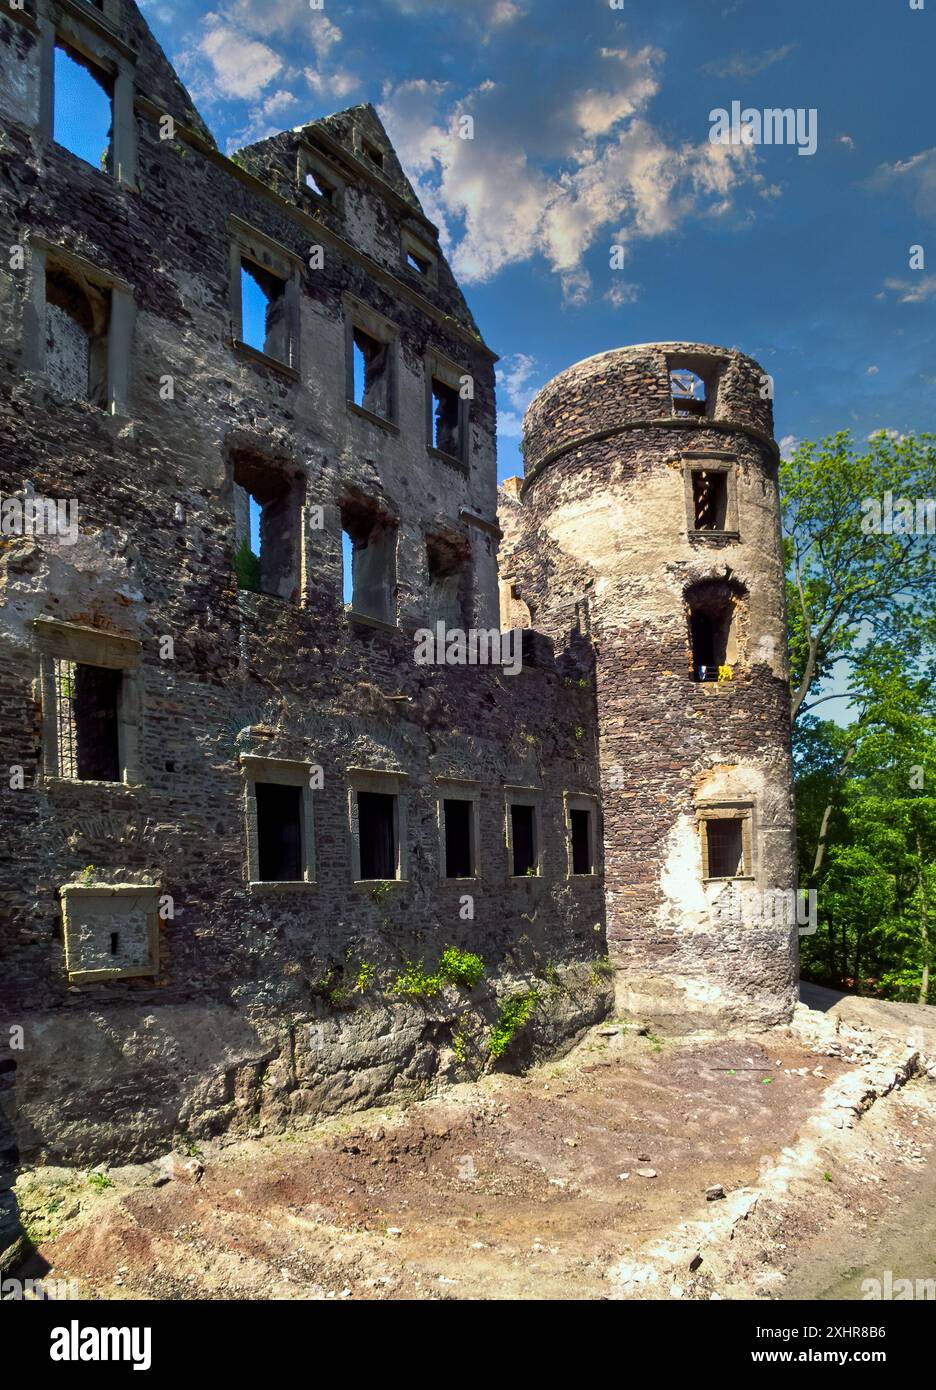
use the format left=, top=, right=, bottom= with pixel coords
left=358, top=791, right=397, bottom=880
left=570, top=808, right=593, bottom=875
left=705, top=818, right=745, bottom=879
left=443, top=799, right=474, bottom=879
left=240, top=258, right=289, bottom=364
left=54, top=42, right=114, bottom=173
left=255, top=782, right=303, bottom=882
left=430, top=377, right=460, bottom=457
left=691, top=469, right=729, bottom=530
left=55, top=658, right=122, bottom=782
left=351, top=326, right=392, bottom=419
left=511, top=803, right=537, bottom=877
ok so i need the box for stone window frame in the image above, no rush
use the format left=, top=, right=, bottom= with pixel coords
left=34, top=617, right=144, bottom=787
left=563, top=791, right=600, bottom=878
left=697, top=800, right=756, bottom=883
left=61, top=882, right=160, bottom=985
left=228, top=216, right=302, bottom=379
left=23, top=237, right=135, bottom=417
left=347, top=766, right=408, bottom=887
left=425, top=349, right=470, bottom=470
left=240, top=754, right=316, bottom=894
left=666, top=351, right=726, bottom=422
left=401, top=227, right=439, bottom=286
left=435, top=777, right=481, bottom=885
left=351, top=125, right=387, bottom=174
left=297, top=140, right=345, bottom=214
left=682, top=451, right=740, bottom=540
left=343, top=294, right=400, bottom=431
left=38, top=0, right=138, bottom=188
left=504, top=784, right=543, bottom=879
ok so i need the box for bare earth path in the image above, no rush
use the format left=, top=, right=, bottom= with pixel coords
left=13, top=991, right=936, bottom=1301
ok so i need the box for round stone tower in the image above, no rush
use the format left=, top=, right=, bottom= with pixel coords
left=518, top=342, right=798, bottom=1032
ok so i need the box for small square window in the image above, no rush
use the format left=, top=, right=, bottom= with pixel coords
left=361, top=137, right=384, bottom=170
left=699, top=806, right=754, bottom=882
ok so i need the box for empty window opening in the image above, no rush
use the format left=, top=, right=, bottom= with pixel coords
left=426, top=532, right=470, bottom=628
left=340, top=494, right=397, bottom=623
left=54, top=41, right=114, bottom=172
left=232, top=453, right=300, bottom=602
left=570, top=809, right=593, bottom=875
left=240, top=258, right=289, bottom=364
left=358, top=791, right=397, bottom=880
left=511, top=804, right=537, bottom=877
left=406, top=249, right=431, bottom=275
left=691, top=469, right=729, bottom=530
left=304, top=167, right=336, bottom=203
left=110, top=931, right=119, bottom=955
left=351, top=326, right=392, bottom=419
left=255, top=782, right=303, bottom=882
left=45, top=265, right=109, bottom=406
left=431, top=377, right=460, bottom=457
left=686, top=581, right=742, bottom=682
left=705, top=818, right=745, bottom=879
left=444, top=799, right=474, bottom=879
left=54, top=658, right=121, bottom=782
left=670, top=368, right=708, bottom=418
left=361, top=138, right=384, bottom=169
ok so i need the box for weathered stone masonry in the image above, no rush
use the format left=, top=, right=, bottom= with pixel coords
left=0, top=1, right=796, bottom=1194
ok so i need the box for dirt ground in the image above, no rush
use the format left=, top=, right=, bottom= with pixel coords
left=11, top=992, right=936, bottom=1301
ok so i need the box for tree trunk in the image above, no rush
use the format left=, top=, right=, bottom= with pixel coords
left=917, top=832, right=930, bottom=1006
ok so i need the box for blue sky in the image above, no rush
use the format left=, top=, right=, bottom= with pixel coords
left=130, top=0, right=935, bottom=483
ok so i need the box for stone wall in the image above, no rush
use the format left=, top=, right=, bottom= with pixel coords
left=0, top=0, right=608, bottom=1171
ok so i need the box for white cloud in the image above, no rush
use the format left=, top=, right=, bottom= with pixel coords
left=699, top=43, right=797, bottom=80
left=882, top=275, right=936, bottom=303
left=868, top=428, right=908, bottom=442
left=496, top=353, right=542, bottom=435
left=865, top=364, right=879, bottom=375
left=184, top=17, right=284, bottom=101
left=838, top=134, right=855, bottom=150
left=606, top=280, right=641, bottom=307
left=779, top=434, right=798, bottom=460
left=379, top=52, right=759, bottom=295
left=868, top=147, right=936, bottom=220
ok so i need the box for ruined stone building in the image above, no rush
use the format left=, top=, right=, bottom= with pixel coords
left=0, top=0, right=797, bottom=1175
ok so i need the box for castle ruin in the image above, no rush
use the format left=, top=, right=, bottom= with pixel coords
left=0, top=0, right=797, bottom=1181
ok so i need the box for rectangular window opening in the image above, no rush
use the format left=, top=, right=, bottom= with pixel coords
left=232, top=453, right=299, bottom=602
left=689, top=604, right=732, bottom=681
left=511, top=803, right=537, bottom=877
left=240, top=257, right=289, bottom=364
left=691, top=469, right=729, bottom=530
left=45, top=265, right=110, bottom=406
left=431, top=376, right=460, bottom=457
left=444, top=798, right=474, bottom=879
left=53, top=41, right=114, bottom=173
left=358, top=791, right=397, bottom=880
left=406, top=249, right=430, bottom=275
left=55, top=657, right=121, bottom=782
left=570, top=808, right=593, bottom=875
left=351, top=326, right=392, bottom=419
left=670, top=368, right=708, bottom=418
left=361, top=138, right=384, bottom=169
left=705, top=818, right=745, bottom=879
left=426, top=532, right=470, bottom=628
left=340, top=495, right=396, bottom=623
left=255, top=782, right=304, bottom=882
